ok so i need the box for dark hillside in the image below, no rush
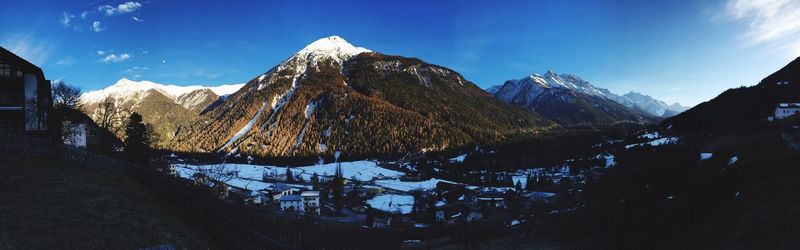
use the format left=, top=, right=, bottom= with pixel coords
left=663, top=57, right=800, bottom=133
left=542, top=117, right=800, bottom=249
left=0, top=154, right=215, bottom=249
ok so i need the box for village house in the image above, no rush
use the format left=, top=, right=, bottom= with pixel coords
left=280, top=195, right=303, bottom=212
left=271, top=183, right=301, bottom=202
left=775, top=103, right=800, bottom=120
left=301, top=191, right=320, bottom=215
left=58, top=107, right=121, bottom=155
left=0, top=46, right=52, bottom=135
left=476, top=189, right=507, bottom=210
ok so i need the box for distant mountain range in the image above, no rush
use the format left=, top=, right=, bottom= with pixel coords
left=487, top=70, right=688, bottom=127
left=79, top=79, right=244, bottom=146
left=80, top=36, right=698, bottom=157
left=167, top=36, right=558, bottom=158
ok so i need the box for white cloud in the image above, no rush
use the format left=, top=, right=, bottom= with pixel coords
left=97, top=50, right=106, bottom=55
left=60, top=12, right=75, bottom=28
left=80, top=11, right=90, bottom=19
left=132, top=16, right=144, bottom=22
left=726, top=0, right=800, bottom=43
left=100, top=53, right=131, bottom=63
left=98, top=1, right=142, bottom=16
left=91, top=21, right=106, bottom=32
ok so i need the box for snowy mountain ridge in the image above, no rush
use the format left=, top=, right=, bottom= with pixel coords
left=489, top=70, right=688, bottom=117
left=80, top=78, right=244, bottom=104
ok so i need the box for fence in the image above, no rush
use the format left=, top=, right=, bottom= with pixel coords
left=0, top=130, right=53, bottom=157
left=0, top=131, right=368, bottom=250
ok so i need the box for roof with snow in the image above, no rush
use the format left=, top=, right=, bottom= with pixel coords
left=301, top=191, right=319, bottom=197
left=778, top=103, right=800, bottom=108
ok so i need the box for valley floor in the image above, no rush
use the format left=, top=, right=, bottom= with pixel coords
left=0, top=153, right=216, bottom=249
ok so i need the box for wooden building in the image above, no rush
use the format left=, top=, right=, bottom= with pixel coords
left=0, top=46, right=52, bottom=135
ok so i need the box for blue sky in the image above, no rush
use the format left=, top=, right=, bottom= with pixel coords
left=2, top=0, right=800, bottom=106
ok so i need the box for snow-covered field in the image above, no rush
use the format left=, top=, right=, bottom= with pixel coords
left=374, top=178, right=456, bottom=192
left=366, top=194, right=415, bottom=214
left=175, top=160, right=405, bottom=182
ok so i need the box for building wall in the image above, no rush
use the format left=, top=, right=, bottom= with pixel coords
left=776, top=107, right=800, bottom=119
left=63, top=121, right=87, bottom=148
left=280, top=200, right=303, bottom=211
left=303, top=196, right=320, bottom=215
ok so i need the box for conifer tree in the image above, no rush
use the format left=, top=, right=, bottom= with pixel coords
left=286, top=167, right=294, bottom=183
left=333, top=162, right=344, bottom=211
left=311, top=173, right=320, bottom=190
left=124, top=112, right=150, bottom=165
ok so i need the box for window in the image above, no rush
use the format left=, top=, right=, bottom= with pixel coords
left=0, top=63, right=9, bottom=76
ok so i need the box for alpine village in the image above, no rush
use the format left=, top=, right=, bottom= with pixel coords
left=2, top=1, right=800, bottom=249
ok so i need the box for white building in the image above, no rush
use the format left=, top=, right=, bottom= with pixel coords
left=279, top=195, right=303, bottom=212
left=775, top=103, right=800, bottom=120
left=271, top=184, right=300, bottom=202
left=301, top=191, right=320, bottom=215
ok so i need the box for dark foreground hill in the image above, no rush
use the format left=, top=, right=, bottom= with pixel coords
left=535, top=117, right=800, bottom=249
left=663, top=56, right=800, bottom=133
left=0, top=154, right=215, bottom=249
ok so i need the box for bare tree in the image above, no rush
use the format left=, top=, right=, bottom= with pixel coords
left=94, top=96, right=132, bottom=138
left=60, top=120, right=83, bottom=146
left=51, top=81, right=83, bottom=111
left=196, top=163, right=237, bottom=183
left=50, top=81, right=85, bottom=145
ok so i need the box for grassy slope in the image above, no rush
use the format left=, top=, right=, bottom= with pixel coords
left=0, top=154, right=214, bottom=249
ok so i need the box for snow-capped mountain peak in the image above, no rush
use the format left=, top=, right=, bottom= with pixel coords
left=489, top=70, right=689, bottom=118
left=543, top=69, right=559, bottom=78
left=290, top=35, right=371, bottom=66
left=80, top=78, right=244, bottom=104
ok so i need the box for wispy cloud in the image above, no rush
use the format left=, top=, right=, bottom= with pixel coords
left=98, top=1, right=143, bottom=16
left=194, top=69, right=221, bottom=79
left=91, top=21, right=106, bottom=32
left=99, top=53, right=131, bottom=63
left=97, top=50, right=106, bottom=55
left=0, top=34, right=56, bottom=65
left=725, top=0, right=800, bottom=56
left=55, top=57, right=75, bottom=66
left=727, top=0, right=800, bottom=43
left=124, top=66, right=149, bottom=78
left=80, top=11, right=90, bottom=19
left=132, top=16, right=144, bottom=22
left=60, top=12, right=75, bottom=28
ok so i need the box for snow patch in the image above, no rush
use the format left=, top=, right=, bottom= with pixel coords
left=449, top=154, right=467, bottom=163
left=727, top=156, right=738, bottom=166
left=374, top=178, right=457, bottom=192
left=218, top=101, right=268, bottom=152
left=367, top=194, right=414, bottom=214
left=625, top=137, right=679, bottom=149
